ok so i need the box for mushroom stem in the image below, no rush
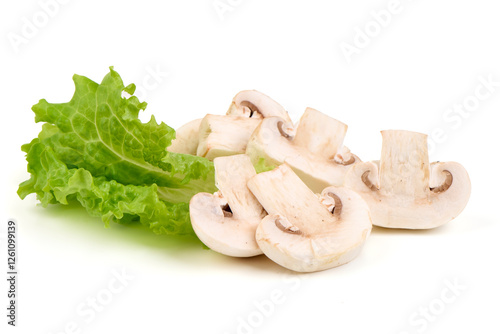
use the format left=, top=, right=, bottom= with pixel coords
left=189, top=155, right=266, bottom=257
left=247, top=164, right=335, bottom=236
left=214, top=155, right=265, bottom=221
left=197, top=115, right=261, bottom=160
left=249, top=165, right=372, bottom=272
left=293, top=108, right=348, bottom=161
left=379, top=130, right=430, bottom=200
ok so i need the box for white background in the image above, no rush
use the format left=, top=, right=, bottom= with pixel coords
left=1, top=1, right=499, bottom=333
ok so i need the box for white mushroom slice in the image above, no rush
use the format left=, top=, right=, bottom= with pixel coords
left=247, top=164, right=372, bottom=272
left=190, top=154, right=266, bottom=257
left=293, top=108, right=350, bottom=161
left=167, top=118, right=202, bottom=155
left=227, top=90, right=292, bottom=124
left=197, top=115, right=261, bottom=160
left=344, top=130, right=471, bottom=229
left=246, top=108, right=360, bottom=193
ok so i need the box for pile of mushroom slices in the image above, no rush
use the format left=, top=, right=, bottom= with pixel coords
left=171, top=90, right=471, bottom=273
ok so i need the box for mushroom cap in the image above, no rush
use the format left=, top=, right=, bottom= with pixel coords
left=345, top=160, right=471, bottom=229
left=167, top=118, right=202, bottom=155
left=246, top=115, right=360, bottom=193
left=344, top=130, right=471, bottom=229
left=189, top=155, right=266, bottom=257
left=227, top=90, right=292, bottom=123
left=190, top=193, right=263, bottom=257
left=248, top=164, right=372, bottom=272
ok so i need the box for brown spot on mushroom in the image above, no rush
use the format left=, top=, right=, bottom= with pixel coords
left=430, top=170, right=453, bottom=193
left=277, top=121, right=293, bottom=140
left=334, top=154, right=355, bottom=166
left=239, top=101, right=261, bottom=118
left=361, top=170, right=379, bottom=191
left=275, top=217, right=302, bottom=234
left=326, top=192, right=343, bottom=219
left=221, top=203, right=233, bottom=218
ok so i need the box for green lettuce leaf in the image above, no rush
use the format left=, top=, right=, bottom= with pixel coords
left=19, top=67, right=216, bottom=236
left=18, top=142, right=193, bottom=235
left=253, top=157, right=277, bottom=174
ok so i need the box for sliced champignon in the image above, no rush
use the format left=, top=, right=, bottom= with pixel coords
left=245, top=108, right=361, bottom=193
left=227, top=90, right=292, bottom=124
left=190, top=154, right=267, bottom=257
left=293, top=107, right=353, bottom=163
left=247, top=164, right=372, bottom=273
left=196, top=115, right=261, bottom=160
left=192, top=90, right=292, bottom=160
left=167, top=91, right=289, bottom=156
left=344, top=130, right=471, bottom=229
left=167, top=118, right=202, bottom=155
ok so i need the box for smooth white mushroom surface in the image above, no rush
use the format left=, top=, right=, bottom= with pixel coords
left=247, top=164, right=372, bottom=273
left=344, top=130, right=471, bottom=229
left=246, top=108, right=360, bottom=193
left=167, top=118, right=202, bottom=155
left=190, top=154, right=266, bottom=257
left=227, top=90, right=292, bottom=124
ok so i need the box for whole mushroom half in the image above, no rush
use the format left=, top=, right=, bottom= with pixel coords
left=247, top=164, right=372, bottom=272
left=344, top=130, right=471, bottom=229
left=197, top=90, right=291, bottom=160
left=168, top=90, right=290, bottom=157
left=190, top=154, right=266, bottom=257
left=246, top=107, right=360, bottom=193
left=227, top=90, right=292, bottom=124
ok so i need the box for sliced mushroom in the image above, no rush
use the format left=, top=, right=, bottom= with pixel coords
left=193, top=90, right=292, bottom=160
left=167, top=118, right=202, bottom=155
left=196, top=115, right=261, bottom=160
left=344, top=130, right=471, bottom=229
left=246, top=108, right=360, bottom=193
left=227, top=90, right=292, bottom=124
left=190, top=154, right=266, bottom=257
left=293, top=107, right=351, bottom=161
left=247, top=164, right=372, bottom=272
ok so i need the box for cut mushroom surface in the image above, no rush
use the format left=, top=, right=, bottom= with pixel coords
left=167, top=118, right=202, bottom=155
left=227, top=90, right=292, bottom=124
left=190, top=154, right=266, bottom=257
left=246, top=108, right=360, bottom=193
left=197, top=114, right=261, bottom=160
left=247, top=164, right=372, bottom=272
left=293, top=107, right=349, bottom=161
left=344, top=130, right=471, bottom=229
left=194, top=90, right=293, bottom=161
